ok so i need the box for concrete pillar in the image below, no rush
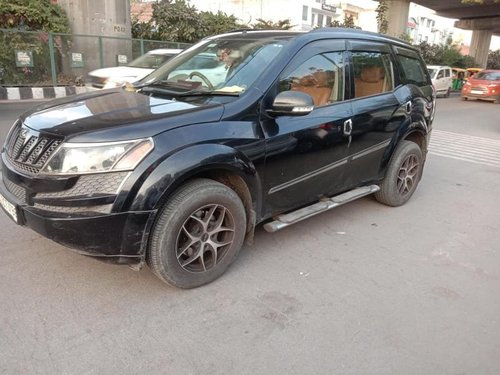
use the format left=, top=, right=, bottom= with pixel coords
left=55, top=0, right=132, bottom=73
left=385, top=0, right=410, bottom=37
left=469, top=29, right=492, bottom=68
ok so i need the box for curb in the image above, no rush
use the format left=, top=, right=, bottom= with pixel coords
left=0, top=86, right=87, bottom=101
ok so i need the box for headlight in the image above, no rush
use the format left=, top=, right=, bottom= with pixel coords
left=41, top=138, right=154, bottom=175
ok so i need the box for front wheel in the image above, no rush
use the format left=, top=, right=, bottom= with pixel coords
left=375, top=141, right=423, bottom=207
left=147, top=179, right=246, bottom=288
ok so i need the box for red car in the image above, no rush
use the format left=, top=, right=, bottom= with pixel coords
left=461, top=69, right=500, bottom=103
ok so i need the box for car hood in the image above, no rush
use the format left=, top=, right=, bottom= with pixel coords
left=468, top=79, right=500, bottom=86
left=20, top=89, right=224, bottom=142
left=88, top=66, right=153, bottom=82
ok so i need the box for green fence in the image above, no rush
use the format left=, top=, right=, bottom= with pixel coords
left=0, top=28, right=191, bottom=86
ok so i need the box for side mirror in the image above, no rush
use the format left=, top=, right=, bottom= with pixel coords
left=267, top=91, right=314, bottom=117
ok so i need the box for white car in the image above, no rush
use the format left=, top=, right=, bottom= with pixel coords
left=86, top=48, right=182, bottom=90
left=427, top=65, right=452, bottom=97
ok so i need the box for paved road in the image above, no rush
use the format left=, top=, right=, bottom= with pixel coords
left=0, top=97, right=499, bottom=374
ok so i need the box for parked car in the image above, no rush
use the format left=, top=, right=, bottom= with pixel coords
left=85, top=48, right=182, bottom=90
left=427, top=65, right=452, bottom=97
left=461, top=69, right=500, bottom=103
left=0, top=29, right=434, bottom=288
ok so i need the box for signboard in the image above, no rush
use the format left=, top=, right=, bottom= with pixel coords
left=117, top=54, right=128, bottom=66
left=322, top=0, right=336, bottom=12
left=113, top=24, right=127, bottom=34
left=15, top=51, right=34, bottom=68
left=70, top=52, right=84, bottom=68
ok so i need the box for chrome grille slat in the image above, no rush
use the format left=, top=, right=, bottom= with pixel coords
left=5, top=123, right=62, bottom=175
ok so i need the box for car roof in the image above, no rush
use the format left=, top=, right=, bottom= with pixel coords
left=427, top=65, right=451, bottom=69
left=209, top=28, right=418, bottom=52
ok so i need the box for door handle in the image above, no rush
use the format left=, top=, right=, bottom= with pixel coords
left=343, top=119, right=352, bottom=136
left=405, top=101, right=412, bottom=113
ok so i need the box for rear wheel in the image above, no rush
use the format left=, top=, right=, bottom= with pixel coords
left=148, top=179, right=246, bottom=288
left=444, top=87, right=451, bottom=98
left=375, top=141, right=423, bottom=207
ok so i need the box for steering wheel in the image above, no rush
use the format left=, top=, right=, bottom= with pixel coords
left=188, top=71, right=214, bottom=90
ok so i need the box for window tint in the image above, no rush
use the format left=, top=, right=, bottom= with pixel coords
left=398, top=55, right=428, bottom=87
left=444, top=69, right=451, bottom=77
left=279, top=51, right=344, bottom=107
left=437, top=70, right=444, bottom=79
left=352, top=52, right=394, bottom=98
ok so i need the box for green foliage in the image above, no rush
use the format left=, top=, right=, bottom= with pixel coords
left=132, top=1, right=291, bottom=41
left=252, top=18, right=293, bottom=30
left=329, top=15, right=357, bottom=28
left=487, top=49, right=500, bottom=69
left=152, top=0, right=204, bottom=43
left=200, top=11, right=246, bottom=36
left=376, top=0, right=388, bottom=34
left=0, top=0, right=69, bottom=33
left=414, top=41, right=477, bottom=68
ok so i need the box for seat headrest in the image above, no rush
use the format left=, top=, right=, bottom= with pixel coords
left=360, top=66, right=384, bottom=83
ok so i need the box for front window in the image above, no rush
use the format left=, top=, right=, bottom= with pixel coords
left=278, top=51, right=345, bottom=107
left=140, top=36, right=290, bottom=95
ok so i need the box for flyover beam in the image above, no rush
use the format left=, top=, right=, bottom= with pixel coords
left=385, top=0, right=410, bottom=38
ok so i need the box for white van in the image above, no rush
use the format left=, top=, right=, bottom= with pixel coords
left=427, top=65, right=453, bottom=97
left=86, top=48, right=182, bottom=90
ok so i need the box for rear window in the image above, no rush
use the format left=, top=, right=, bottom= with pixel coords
left=398, top=55, right=429, bottom=87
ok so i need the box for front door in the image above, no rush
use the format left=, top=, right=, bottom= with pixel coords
left=260, top=41, right=353, bottom=218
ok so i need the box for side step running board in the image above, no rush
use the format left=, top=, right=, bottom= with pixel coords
left=263, top=185, right=380, bottom=233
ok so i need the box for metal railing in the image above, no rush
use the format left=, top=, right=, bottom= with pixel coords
left=0, top=28, right=191, bottom=86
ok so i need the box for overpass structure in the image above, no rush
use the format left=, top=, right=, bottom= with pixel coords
left=385, top=0, right=500, bottom=67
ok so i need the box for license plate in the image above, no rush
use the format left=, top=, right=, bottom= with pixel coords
left=0, top=192, right=18, bottom=223
left=471, top=90, right=484, bottom=95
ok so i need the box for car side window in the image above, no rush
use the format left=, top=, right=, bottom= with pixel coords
left=445, top=69, right=451, bottom=78
left=437, top=70, right=444, bottom=79
left=397, top=54, right=428, bottom=87
left=352, top=52, right=394, bottom=98
left=278, top=51, right=344, bottom=107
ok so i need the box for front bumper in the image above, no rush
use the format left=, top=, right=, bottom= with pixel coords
left=0, top=167, right=155, bottom=264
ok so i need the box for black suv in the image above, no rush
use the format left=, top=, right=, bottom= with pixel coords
left=0, top=29, right=434, bottom=288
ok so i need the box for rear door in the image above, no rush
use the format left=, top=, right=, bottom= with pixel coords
left=342, top=40, right=401, bottom=187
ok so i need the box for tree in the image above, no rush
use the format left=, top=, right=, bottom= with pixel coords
left=0, top=0, right=71, bottom=85
left=414, top=41, right=477, bottom=68
left=329, top=15, right=357, bottom=28
left=0, top=0, right=69, bottom=32
left=487, top=49, right=500, bottom=69
left=152, top=0, right=205, bottom=43
left=376, top=0, right=388, bottom=34
left=200, top=11, right=247, bottom=37
left=252, top=18, right=293, bottom=30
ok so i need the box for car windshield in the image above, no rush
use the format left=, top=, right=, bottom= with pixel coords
left=474, top=71, right=500, bottom=80
left=139, top=36, right=290, bottom=95
left=128, top=53, right=175, bottom=69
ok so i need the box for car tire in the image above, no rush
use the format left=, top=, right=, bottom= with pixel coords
left=444, top=88, right=451, bottom=98
left=147, top=178, right=246, bottom=288
left=375, top=140, right=423, bottom=207
left=461, top=96, right=467, bottom=101
left=495, top=96, right=500, bottom=104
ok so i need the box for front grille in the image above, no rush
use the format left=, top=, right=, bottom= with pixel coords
left=471, top=86, right=487, bottom=92
left=5, top=123, right=62, bottom=175
left=4, top=178, right=27, bottom=204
